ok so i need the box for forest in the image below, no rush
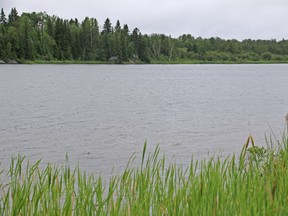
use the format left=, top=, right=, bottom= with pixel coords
left=1, top=7, right=288, bottom=63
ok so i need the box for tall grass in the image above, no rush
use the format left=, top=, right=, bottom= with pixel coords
left=1, top=136, right=288, bottom=215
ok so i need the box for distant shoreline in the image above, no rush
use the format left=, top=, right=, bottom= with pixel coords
left=2, top=59, right=288, bottom=65
left=2, top=8, right=288, bottom=66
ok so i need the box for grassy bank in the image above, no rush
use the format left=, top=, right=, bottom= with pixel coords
left=20, top=60, right=109, bottom=64
left=150, top=59, right=288, bottom=64
left=1, top=136, right=288, bottom=215
left=9, top=59, right=288, bottom=64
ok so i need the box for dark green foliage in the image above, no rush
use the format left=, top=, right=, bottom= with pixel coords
left=18, top=15, right=34, bottom=60
left=1, top=7, right=288, bottom=63
left=8, top=7, right=19, bottom=26
left=0, top=8, right=7, bottom=25
left=80, top=17, right=99, bottom=60
left=102, top=18, right=112, bottom=35
left=54, top=18, right=72, bottom=60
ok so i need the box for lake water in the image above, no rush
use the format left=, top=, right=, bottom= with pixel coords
left=0, top=64, right=287, bottom=176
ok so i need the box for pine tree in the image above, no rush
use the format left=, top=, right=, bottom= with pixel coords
left=8, top=7, right=19, bottom=26
left=115, top=20, right=121, bottom=33
left=99, top=18, right=113, bottom=60
left=53, top=18, right=72, bottom=60
left=102, top=18, right=112, bottom=35
left=131, top=28, right=150, bottom=63
left=0, top=8, right=7, bottom=24
left=123, top=24, right=129, bottom=35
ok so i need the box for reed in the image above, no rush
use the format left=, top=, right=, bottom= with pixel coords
left=1, top=136, right=288, bottom=215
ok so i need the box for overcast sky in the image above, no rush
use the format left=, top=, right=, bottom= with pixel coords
left=2, top=0, right=288, bottom=40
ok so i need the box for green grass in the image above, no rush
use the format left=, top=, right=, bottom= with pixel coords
left=1, top=136, right=288, bottom=215
left=15, top=58, right=288, bottom=64
left=21, top=60, right=109, bottom=64
left=150, top=59, right=288, bottom=64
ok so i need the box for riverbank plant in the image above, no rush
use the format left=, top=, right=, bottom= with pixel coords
left=1, top=135, right=288, bottom=215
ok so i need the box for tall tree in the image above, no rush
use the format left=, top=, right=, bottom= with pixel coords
left=70, top=19, right=81, bottom=59
left=115, top=20, right=121, bottom=33
left=19, top=15, right=34, bottom=59
left=81, top=17, right=99, bottom=60
left=54, top=18, right=71, bottom=59
left=100, top=18, right=113, bottom=60
left=8, top=7, right=19, bottom=26
left=131, top=28, right=150, bottom=63
left=102, top=18, right=112, bottom=35
left=123, top=24, right=129, bottom=35
left=0, top=8, right=7, bottom=25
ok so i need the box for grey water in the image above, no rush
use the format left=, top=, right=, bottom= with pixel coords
left=0, top=64, right=287, bottom=177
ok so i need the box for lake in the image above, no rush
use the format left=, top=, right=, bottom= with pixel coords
left=0, top=64, right=287, bottom=176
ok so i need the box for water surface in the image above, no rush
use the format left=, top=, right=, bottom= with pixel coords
left=0, top=64, right=287, bottom=176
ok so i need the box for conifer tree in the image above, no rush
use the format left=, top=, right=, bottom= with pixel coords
left=115, top=20, right=121, bottom=33
left=100, top=18, right=113, bottom=60
left=0, top=8, right=7, bottom=24
left=102, top=18, right=112, bottom=35
left=8, top=7, right=19, bottom=26
left=123, top=24, right=129, bottom=35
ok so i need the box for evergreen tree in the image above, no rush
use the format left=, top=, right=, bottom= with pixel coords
left=123, top=24, right=129, bottom=35
left=115, top=20, right=121, bottom=32
left=100, top=18, right=113, bottom=60
left=102, top=18, right=112, bottom=35
left=0, top=8, right=7, bottom=59
left=131, top=28, right=150, bottom=62
left=8, top=7, right=19, bottom=26
left=54, top=18, right=71, bottom=60
left=0, top=8, right=7, bottom=24
left=131, top=28, right=140, bottom=59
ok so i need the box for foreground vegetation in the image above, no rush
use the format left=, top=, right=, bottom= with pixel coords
left=1, top=134, right=288, bottom=215
left=2, top=7, right=288, bottom=64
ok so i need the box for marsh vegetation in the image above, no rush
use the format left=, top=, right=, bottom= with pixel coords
left=1, top=133, right=288, bottom=215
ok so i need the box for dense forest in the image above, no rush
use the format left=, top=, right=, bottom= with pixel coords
left=1, top=7, right=288, bottom=63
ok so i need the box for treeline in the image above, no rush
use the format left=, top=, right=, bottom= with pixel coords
left=1, top=7, right=288, bottom=63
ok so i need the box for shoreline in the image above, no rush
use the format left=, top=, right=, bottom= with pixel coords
left=2, top=59, right=288, bottom=65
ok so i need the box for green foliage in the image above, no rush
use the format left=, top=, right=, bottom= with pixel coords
left=1, top=7, right=288, bottom=63
left=80, top=17, right=99, bottom=60
left=1, top=135, right=288, bottom=215
left=0, top=8, right=7, bottom=25
left=8, top=7, right=19, bottom=26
